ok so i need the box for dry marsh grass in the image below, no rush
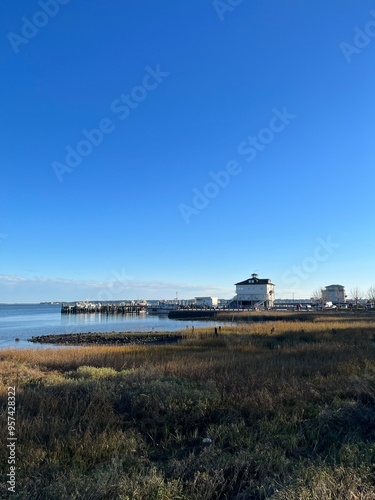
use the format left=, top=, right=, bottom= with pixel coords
left=1, top=318, right=375, bottom=498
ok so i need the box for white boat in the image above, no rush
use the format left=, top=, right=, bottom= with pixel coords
left=146, top=302, right=178, bottom=315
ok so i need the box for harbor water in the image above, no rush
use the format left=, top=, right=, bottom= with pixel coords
left=0, top=303, right=226, bottom=349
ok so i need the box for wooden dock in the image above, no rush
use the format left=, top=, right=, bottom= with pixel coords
left=61, top=303, right=146, bottom=315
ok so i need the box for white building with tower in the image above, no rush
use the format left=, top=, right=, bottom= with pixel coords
left=233, top=273, right=275, bottom=309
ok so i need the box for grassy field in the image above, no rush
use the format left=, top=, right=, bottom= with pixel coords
left=1, top=316, right=375, bottom=498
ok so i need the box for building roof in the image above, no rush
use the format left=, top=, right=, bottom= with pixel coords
left=235, top=275, right=274, bottom=286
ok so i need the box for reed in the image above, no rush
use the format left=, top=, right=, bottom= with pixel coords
left=1, top=318, right=375, bottom=498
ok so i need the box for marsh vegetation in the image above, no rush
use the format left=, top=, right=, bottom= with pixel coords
left=1, top=316, right=375, bottom=498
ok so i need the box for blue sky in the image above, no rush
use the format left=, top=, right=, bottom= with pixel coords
left=1, top=0, right=375, bottom=303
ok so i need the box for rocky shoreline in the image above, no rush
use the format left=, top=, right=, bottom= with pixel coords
left=28, top=332, right=182, bottom=346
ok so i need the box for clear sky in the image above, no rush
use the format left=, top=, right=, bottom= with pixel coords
left=1, top=0, right=375, bottom=303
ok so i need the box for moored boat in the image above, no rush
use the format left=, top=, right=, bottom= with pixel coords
left=146, top=302, right=178, bottom=315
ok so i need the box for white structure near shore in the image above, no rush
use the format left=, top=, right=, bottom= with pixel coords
left=195, top=297, right=218, bottom=307
left=233, top=274, right=275, bottom=309
left=322, top=284, right=346, bottom=304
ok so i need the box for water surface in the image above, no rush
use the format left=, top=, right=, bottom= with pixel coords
left=0, top=303, right=226, bottom=349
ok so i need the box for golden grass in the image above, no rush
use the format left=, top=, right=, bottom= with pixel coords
left=1, top=318, right=375, bottom=498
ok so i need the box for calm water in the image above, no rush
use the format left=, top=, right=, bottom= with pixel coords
left=0, top=304, right=225, bottom=349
